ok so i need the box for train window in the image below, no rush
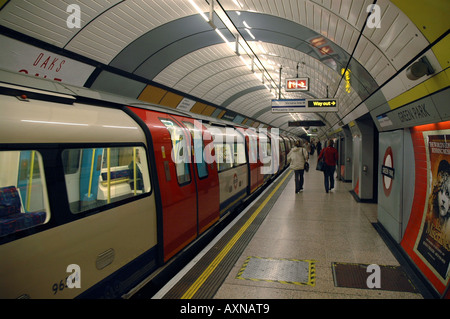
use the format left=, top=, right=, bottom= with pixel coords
left=61, top=146, right=151, bottom=214
left=213, top=143, right=232, bottom=172
left=62, top=149, right=81, bottom=175
left=160, top=119, right=191, bottom=185
left=246, top=131, right=258, bottom=164
left=0, top=150, right=49, bottom=237
left=183, top=121, right=208, bottom=179
left=234, top=142, right=247, bottom=166
left=280, top=139, right=286, bottom=153
left=259, top=139, right=271, bottom=158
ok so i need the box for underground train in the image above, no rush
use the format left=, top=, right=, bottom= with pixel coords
left=0, top=70, right=299, bottom=298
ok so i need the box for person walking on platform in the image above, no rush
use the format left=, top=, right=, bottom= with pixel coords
left=318, top=140, right=338, bottom=193
left=316, top=140, right=322, bottom=156
left=310, top=141, right=315, bottom=155
left=287, top=141, right=309, bottom=193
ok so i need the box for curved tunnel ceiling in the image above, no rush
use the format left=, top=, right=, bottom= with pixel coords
left=0, top=0, right=446, bottom=137
left=107, top=10, right=378, bottom=135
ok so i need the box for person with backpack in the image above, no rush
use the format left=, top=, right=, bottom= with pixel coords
left=318, top=140, right=338, bottom=193
left=287, top=141, right=309, bottom=193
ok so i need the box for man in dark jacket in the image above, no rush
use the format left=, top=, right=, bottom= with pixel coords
left=318, top=140, right=338, bottom=193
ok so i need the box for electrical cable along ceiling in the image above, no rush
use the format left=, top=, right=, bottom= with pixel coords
left=0, top=0, right=446, bottom=137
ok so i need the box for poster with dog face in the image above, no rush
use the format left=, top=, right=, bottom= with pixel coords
left=414, top=131, right=450, bottom=285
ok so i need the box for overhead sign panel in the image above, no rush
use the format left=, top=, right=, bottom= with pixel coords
left=272, top=98, right=338, bottom=113
left=306, top=99, right=338, bottom=112
left=288, top=120, right=326, bottom=127
left=272, top=99, right=306, bottom=112
left=286, top=78, right=309, bottom=91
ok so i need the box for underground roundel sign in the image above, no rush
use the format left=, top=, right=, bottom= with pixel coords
left=381, top=147, right=395, bottom=197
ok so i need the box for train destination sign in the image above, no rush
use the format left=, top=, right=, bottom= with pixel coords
left=272, top=98, right=338, bottom=113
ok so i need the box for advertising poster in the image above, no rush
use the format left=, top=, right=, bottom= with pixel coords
left=0, top=35, right=95, bottom=86
left=414, top=130, right=450, bottom=286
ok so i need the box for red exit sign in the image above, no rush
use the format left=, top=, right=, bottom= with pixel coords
left=286, top=78, right=309, bottom=91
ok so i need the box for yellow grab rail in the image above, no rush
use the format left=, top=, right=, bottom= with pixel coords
left=133, top=147, right=137, bottom=195
left=87, top=149, right=95, bottom=198
left=26, top=150, right=35, bottom=211
left=107, top=148, right=111, bottom=204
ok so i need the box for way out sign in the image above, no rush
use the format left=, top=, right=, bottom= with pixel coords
left=305, top=99, right=338, bottom=112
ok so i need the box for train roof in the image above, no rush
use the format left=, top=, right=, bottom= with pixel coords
left=0, top=69, right=297, bottom=138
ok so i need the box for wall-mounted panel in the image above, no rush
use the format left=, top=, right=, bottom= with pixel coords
left=201, top=105, right=216, bottom=117
left=372, top=88, right=449, bottom=132
left=159, top=91, right=184, bottom=108
left=211, top=108, right=223, bottom=118
left=138, top=85, right=167, bottom=104
left=190, top=102, right=207, bottom=114
left=217, top=110, right=226, bottom=119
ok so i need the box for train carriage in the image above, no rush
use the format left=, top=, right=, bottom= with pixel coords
left=0, top=69, right=290, bottom=298
left=0, top=84, right=158, bottom=298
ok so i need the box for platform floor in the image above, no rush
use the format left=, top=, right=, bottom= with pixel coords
left=153, top=153, right=424, bottom=299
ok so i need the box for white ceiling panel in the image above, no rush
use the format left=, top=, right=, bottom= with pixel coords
left=206, top=75, right=261, bottom=105
left=228, top=89, right=269, bottom=108
left=65, top=0, right=201, bottom=64
left=153, top=44, right=234, bottom=87
left=0, top=0, right=121, bottom=47
left=197, top=70, right=256, bottom=101
left=387, top=23, right=429, bottom=69
left=272, top=116, right=294, bottom=128
left=246, top=98, right=271, bottom=111
left=257, top=112, right=279, bottom=124
left=177, top=59, right=242, bottom=93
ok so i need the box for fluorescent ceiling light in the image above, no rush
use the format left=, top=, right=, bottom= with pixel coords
left=189, top=0, right=209, bottom=22
left=232, top=0, right=243, bottom=8
left=245, top=28, right=255, bottom=39
left=215, top=28, right=235, bottom=51
left=21, top=120, right=88, bottom=126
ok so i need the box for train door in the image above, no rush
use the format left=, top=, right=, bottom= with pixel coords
left=259, top=131, right=272, bottom=181
left=244, top=128, right=260, bottom=194
left=176, top=116, right=220, bottom=235
left=283, top=136, right=291, bottom=156
left=128, top=107, right=198, bottom=262
left=279, top=136, right=287, bottom=170
left=157, top=115, right=198, bottom=261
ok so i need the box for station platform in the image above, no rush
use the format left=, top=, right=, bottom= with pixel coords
left=151, top=153, right=424, bottom=300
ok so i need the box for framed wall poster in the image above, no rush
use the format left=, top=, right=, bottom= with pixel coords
left=413, top=130, right=450, bottom=288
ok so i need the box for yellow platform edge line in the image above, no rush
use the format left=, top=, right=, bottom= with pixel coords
left=181, top=170, right=293, bottom=299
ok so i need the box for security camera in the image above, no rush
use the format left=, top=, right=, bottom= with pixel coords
left=406, top=56, right=434, bottom=80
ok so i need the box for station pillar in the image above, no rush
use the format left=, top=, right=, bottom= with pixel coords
left=350, top=117, right=377, bottom=202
